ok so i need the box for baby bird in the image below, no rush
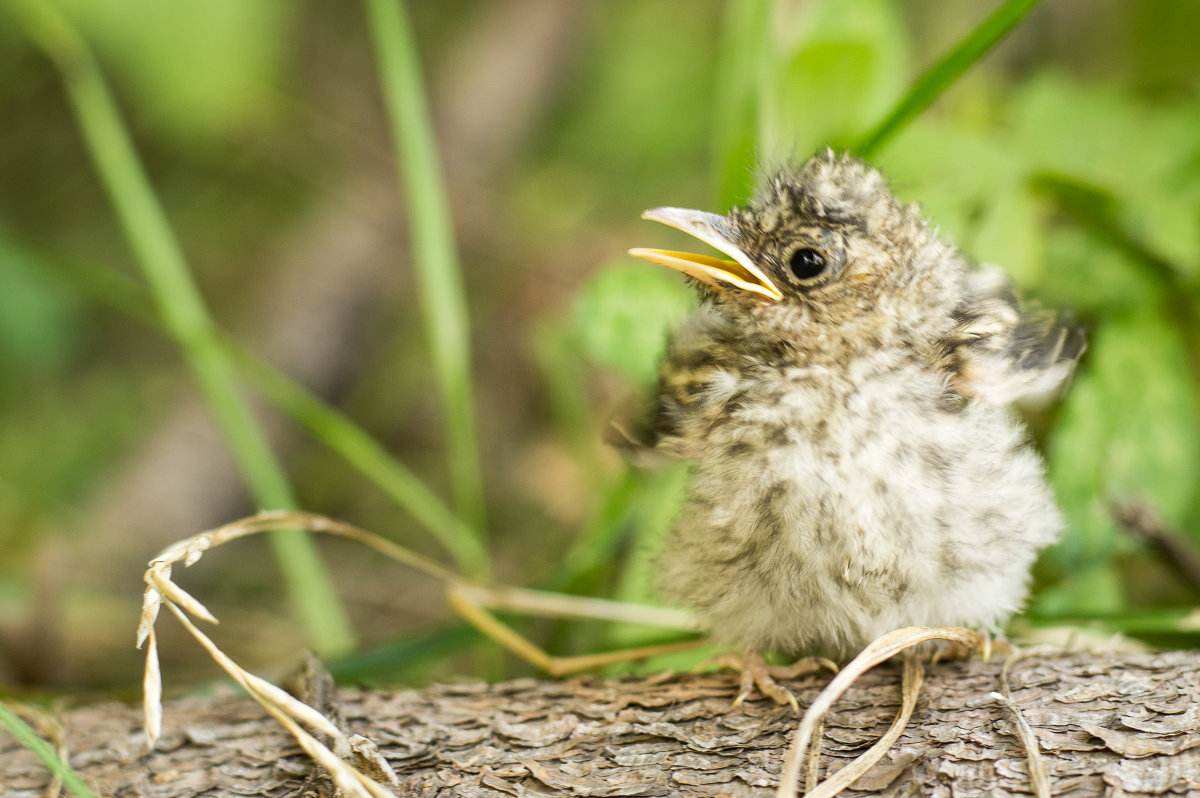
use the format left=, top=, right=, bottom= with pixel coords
left=627, top=152, right=1083, bottom=704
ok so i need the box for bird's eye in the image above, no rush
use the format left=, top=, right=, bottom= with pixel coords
left=787, top=247, right=827, bottom=281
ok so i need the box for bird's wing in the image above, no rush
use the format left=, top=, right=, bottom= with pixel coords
left=605, top=404, right=667, bottom=465
left=946, top=266, right=1086, bottom=406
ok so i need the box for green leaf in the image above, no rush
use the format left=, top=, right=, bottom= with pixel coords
left=967, top=184, right=1043, bottom=288
left=764, top=0, right=909, bottom=158
left=878, top=118, right=1024, bottom=247
left=574, top=260, right=694, bottom=385
left=775, top=40, right=880, bottom=149
left=1036, top=217, right=1157, bottom=315
left=1012, top=73, right=1200, bottom=276
left=1044, top=308, right=1200, bottom=607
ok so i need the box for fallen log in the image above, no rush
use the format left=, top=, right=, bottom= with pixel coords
left=3, top=650, right=1199, bottom=797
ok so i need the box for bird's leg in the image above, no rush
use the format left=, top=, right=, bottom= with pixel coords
left=712, top=651, right=837, bottom=712
left=929, top=634, right=973, bottom=664
left=723, top=651, right=795, bottom=711
left=929, top=629, right=1013, bottom=664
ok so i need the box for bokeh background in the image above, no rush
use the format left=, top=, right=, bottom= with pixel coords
left=2, top=0, right=1199, bottom=699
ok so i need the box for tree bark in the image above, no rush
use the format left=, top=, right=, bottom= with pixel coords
left=4, top=650, right=1200, bottom=797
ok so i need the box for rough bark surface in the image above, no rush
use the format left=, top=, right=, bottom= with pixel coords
left=4, top=650, right=1200, bottom=797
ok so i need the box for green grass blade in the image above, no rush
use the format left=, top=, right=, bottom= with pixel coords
left=29, top=241, right=485, bottom=576
left=855, top=0, right=1042, bottom=159
left=0, top=701, right=99, bottom=798
left=10, top=0, right=354, bottom=655
left=226, top=338, right=488, bottom=575
left=712, top=0, right=772, bottom=208
left=364, top=0, right=489, bottom=569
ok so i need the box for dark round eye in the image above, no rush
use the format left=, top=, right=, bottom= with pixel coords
left=787, top=247, right=827, bottom=281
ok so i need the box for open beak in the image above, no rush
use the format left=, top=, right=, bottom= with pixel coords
left=628, top=207, right=783, bottom=301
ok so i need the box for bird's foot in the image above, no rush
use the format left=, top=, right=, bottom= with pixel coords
left=929, top=629, right=1012, bottom=664
left=712, top=651, right=837, bottom=712
left=929, top=635, right=974, bottom=664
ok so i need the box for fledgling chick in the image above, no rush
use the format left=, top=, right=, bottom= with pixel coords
left=627, top=151, right=1084, bottom=703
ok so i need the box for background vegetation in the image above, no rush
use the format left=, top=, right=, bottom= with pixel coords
left=1, top=0, right=1199, bottom=703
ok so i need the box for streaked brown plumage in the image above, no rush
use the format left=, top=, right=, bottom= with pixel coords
left=626, top=152, right=1083, bottom=687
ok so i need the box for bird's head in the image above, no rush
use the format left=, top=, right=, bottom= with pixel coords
left=630, top=152, right=963, bottom=345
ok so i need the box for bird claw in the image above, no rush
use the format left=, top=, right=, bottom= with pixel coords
left=714, top=651, right=836, bottom=712
left=929, top=630, right=1010, bottom=664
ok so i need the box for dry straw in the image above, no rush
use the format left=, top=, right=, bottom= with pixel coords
left=136, top=511, right=700, bottom=796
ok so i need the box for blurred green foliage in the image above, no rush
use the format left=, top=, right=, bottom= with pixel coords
left=574, top=262, right=693, bottom=386
left=50, top=0, right=291, bottom=138
left=0, top=236, right=82, bottom=380
left=2, top=0, right=1200, bottom=697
